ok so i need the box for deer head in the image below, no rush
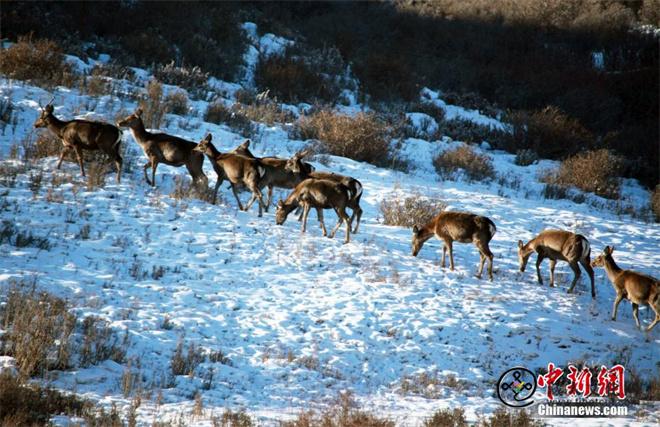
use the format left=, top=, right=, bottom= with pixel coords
left=33, top=98, right=55, bottom=128
left=193, top=133, right=213, bottom=155
left=285, top=149, right=311, bottom=173
left=116, top=108, right=143, bottom=128
left=591, top=246, right=614, bottom=268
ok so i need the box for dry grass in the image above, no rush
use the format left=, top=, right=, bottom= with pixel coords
left=379, top=194, right=446, bottom=227
left=0, top=35, right=76, bottom=88
left=0, top=280, right=75, bottom=377
left=542, top=149, right=623, bottom=199
left=154, top=61, right=210, bottom=98
left=433, top=145, right=495, bottom=182
left=213, top=409, right=254, bottom=427
left=296, top=110, right=392, bottom=166
left=204, top=102, right=254, bottom=137
left=170, top=338, right=205, bottom=377
left=478, top=407, right=543, bottom=427
left=79, top=316, right=127, bottom=367
left=165, top=90, right=190, bottom=116
left=651, top=185, right=660, bottom=223
left=139, top=79, right=167, bottom=129
left=422, top=408, right=467, bottom=427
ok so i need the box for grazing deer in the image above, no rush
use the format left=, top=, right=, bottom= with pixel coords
left=193, top=134, right=267, bottom=216
left=275, top=178, right=352, bottom=244
left=517, top=230, right=595, bottom=298
left=285, top=150, right=363, bottom=233
left=230, top=140, right=314, bottom=211
left=33, top=101, right=123, bottom=182
left=116, top=108, right=206, bottom=188
left=592, top=246, right=659, bottom=331
left=412, top=211, right=496, bottom=280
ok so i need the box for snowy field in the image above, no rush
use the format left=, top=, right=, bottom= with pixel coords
left=0, top=40, right=658, bottom=426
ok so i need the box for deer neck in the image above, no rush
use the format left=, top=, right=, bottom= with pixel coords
left=128, top=119, right=151, bottom=144
left=205, top=141, right=222, bottom=159
left=419, top=222, right=436, bottom=244
left=603, top=255, right=623, bottom=282
left=45, top=115, right=67, bottom=138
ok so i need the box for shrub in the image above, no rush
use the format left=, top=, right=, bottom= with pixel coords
left=154, top=61, right=210, bottom=98
left=235, top=101, right=295, bottom=125
left=423, top=408, right=467, bottom=427
left=171, top=338, right=205, bottom=377
left=433, top=145, right=495, bottom=182
left=79, top=316, right=127, bottom=367
left=380, top=195, right=446, bottom=227
left=514, top=149, right=538, bottom=166
left=255, top=51, right=339, bottom=104
left=85, top=75, right=111, bottom=96
left=0, top=35, right=75, bottom=87
left=216, top=409, right=254, bottom=427
left=0, top=373, right=91, bottom=426
left=504, top=107, right=594, bottom=159
left=652, top=186, right=660, bottom=223
left=204, top=102, right=254, bottom=137
left=296, top=110, right=392, bottom=166
left=480, top=407, right=542, bottom=427
left=165, top=90, right=190, bottom=116
left=438, top=119, right=505, bottom=145
left=89, top=62, right=135, bottom=81
left=542, top=149, right=623, bottom=199
left=0, top=281, right=75, bottom=377
left=139, top=79, right=167, bottom=129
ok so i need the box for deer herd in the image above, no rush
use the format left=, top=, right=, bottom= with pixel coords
left=33, top=103, right=660, bottom=332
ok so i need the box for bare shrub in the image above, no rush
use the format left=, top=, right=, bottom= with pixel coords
left=380, top=195, right=446, bottom=227
left=170, top=175, right=214, bottom=203
left=85, top=161, right=107, bottom=190
left=90, top=62, right=135, bottom=81
left=79, top=316, right=128, bottom=367
left=235, top=101, right=295, bottom=125
left=504, top=107, right=594, bottom=159
left=0, top=35, right=76, bottom=87
left=204, top=102, right=254, bottom=136
left=411, top=101, right=446, bottom=124
left=652, top=186, right=660, bottom=223
left=0, top=220, right=52, bottom=250
left=296, top=110, right=392, bottom=166
left=514, top=149, right=538, bottom=166
left=438, top=119, right=505, bottom=145
left=0, top=97, right=15, bottom=129
left=171, top=338, right=205, bottom=377
left=255, top=51, right=339, bottom=104
left=86, top=75, right=111, bottom=97
left=154, top=61, right=210, bottom=97
left=139, top=79, right=167, bottom=129
left=0, top=372, right=92, bottom=426
left=214, top=409, right=254, bottom=427
left=479, top=407, right=542, bottom=427
left=542, top=149, right=623, bottom=199
left=0, top=281, right=75, bottom=377
left=35, top=130, right=63, bottom=158
left=281, top=391, right=393, bottom=427
left=165, top=90, right=190, bottom=116
left=433, top=145, right=495, bottom=181
left=423, top=408, right=467, bottom=427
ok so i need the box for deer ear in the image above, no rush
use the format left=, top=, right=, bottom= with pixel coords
left=277, top=200, right=284, bottom=207
left=135, top=108, right=143, bottom=117
left=518, top=240, right=523, bottom=248
left=609, top=246, right=615, bottom=254
left=412, top=225, right=419, bottom=233
left=205, top=133, right=212, bottom=142
left=45, top=104, right=54, bottom=113
left=243, top=139, right=250, bottom=147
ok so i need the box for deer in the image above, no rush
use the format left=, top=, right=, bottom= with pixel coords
left=116, top=108, right=206, bottom=188
left=517, top=230, right=595, bottom=298
left=229, top=139, right=314, bottom=212
left=193, top=134, right=267, bottom=216
left=591, top=246, right=659, bottom=331
left=285, top=150, right=363, bottom=233
left=412, top=211, right=496, bottom=280
left=275, top=178, right=353, bottom=244
left=33, top=100, right=123, bottom=182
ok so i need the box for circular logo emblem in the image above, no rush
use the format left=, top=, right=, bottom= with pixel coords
left=497, top=367, right=537, bottom=407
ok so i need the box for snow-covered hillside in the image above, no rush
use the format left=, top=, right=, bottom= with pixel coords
left=0, top=44, right=658, bottom=426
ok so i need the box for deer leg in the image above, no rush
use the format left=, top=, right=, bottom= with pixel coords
left=336, top=207, right=350, bottom=244
left=245, top=184, right=265, bottom=217
left=74, top=145, right=85, bottom=177
left=317, top=208, right=327, bottom=236
left=476, top=252, right=486, bottom=279
left=448, top=241, right=455, bottom=271
left=265, top=185, right=273, bottom=213
left=548, top=259, right=557, bottom=288
left=535, top=254, right=545, bottom=285
left=580, top=259, right=596, bottom=299
left=567, top=262, right=581, bottom=293
left=301, top=204, right=311, bottom=233
left=476, top=241, right=494, bottom=281
left=646, top=304, right=660, bottom=332
left=143, top=161, right=152, bottom=186
left=329, top=208, right=345, bottom=240
left=611, top=294, right=623, bottom=321
left=632, top=303, right=640, bottom=329
left=151, top=161, right=158, bottom=187
left=212, top=177, right=223, bottom=205
left=57, top=146, right=71, bottom=169
left=230, top=183, right=245, bottom=210
left=441, top=244, right=447, bottom=268
left=115, top=156, right=122, bottom=183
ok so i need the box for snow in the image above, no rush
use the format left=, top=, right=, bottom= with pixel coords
left=0, top=48, right=658, bottom=427
left=421, top=88, right=511, bottom=132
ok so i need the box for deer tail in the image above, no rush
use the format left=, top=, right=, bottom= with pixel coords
left=353, top=180, right=363, bottom=200
left=488, top=219, right=497, bottom=238
left=258, top=165, right=266, bottom=178
left=581, top=238, right=591, bottom=261
left=113, top=128, right=123, bottom=149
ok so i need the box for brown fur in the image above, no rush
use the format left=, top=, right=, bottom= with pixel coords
left=412, top=211, right=496, bottom=280
left=592, top=246, right=659, bottom=331
left=193, top=134, right=267, bottom=216
left=116, top=108, right=206, bottom=187
left=34, top=103, right=123, bottom=182
left=275, top=178, right=352, bottom=244
left=285, top=151, right=363, bottom=233
left=518, top=229, right=595, bottom=298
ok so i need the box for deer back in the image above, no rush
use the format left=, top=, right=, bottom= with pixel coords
left=533, top=230, right=589, bottom=262
left=435, top=212, right=495, bottom=243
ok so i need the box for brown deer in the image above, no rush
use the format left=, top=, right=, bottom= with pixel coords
left=412, top=211, right=496, bottom=280
left=285, top=150, right=363, bottom=233
left=517, top=230, right=595, bottom=298
left=592, top=246, right=659, bottom=331
left=116, top=108, right=206, bottom=188
left=193, top=134, right=267, bottom=216
left=275, top=178, right=352, bottom=244
left=33, top=101, right=123, bottom=182
left=230, top=140, right=314, bottom=211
